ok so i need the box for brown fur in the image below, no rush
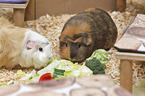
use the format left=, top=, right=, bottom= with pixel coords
left=60, top=22, right=92, bottom=61
left=59, top=8, right=118, bottom=62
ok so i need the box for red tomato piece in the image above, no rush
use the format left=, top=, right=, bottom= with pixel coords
left=39, top=73, right=53, bottom=82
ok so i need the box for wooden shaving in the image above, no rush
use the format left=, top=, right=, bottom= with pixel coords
left=0, top=1, right=145, bottom=85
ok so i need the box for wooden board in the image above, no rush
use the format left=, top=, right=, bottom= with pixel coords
left=25, top=0, right=35, bottom=20
left=35, top=0, right=117, bottom=18
left=115, top=52, right=145, bottom=61
left=117, top=0, right=126, bottom=12
left=114, top=14, right=145, bottom=53
left=0, top=0, right=29, bottom=9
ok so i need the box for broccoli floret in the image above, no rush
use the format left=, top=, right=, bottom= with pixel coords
left=85, top=57, right=105, bottom=75
left=87, top=49, right=110, bottom=66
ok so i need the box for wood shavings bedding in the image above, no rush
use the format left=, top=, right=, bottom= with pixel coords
left=0, top=2, right=145, bottom=86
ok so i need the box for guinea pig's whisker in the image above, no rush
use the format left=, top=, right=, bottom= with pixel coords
left=46, top=56, right=56, bottom=64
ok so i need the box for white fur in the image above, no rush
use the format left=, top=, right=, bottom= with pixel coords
left=13, top=30, right=53, bottom=69
left=0, top=17, right=52, bottom=69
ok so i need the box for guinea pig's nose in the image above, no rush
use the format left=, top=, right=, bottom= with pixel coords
left=71, top=57, right=85, bottom=63
left=71, top=58, right=77, bottom=62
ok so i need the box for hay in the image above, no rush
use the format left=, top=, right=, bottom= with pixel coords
left=0, top=2, right=145, bottom=85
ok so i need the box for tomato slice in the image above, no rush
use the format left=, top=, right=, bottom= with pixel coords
left=39, top=73, right=53, bottom=82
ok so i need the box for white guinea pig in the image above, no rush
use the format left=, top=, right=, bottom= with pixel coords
left=0, top=17, right=52, bottom=69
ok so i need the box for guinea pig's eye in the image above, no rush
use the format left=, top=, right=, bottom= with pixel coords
left=65, top=43, right=68, bottom=47
left=39, top=47, right=43, bottom=52
left=78, top=44, right=81, bottom=48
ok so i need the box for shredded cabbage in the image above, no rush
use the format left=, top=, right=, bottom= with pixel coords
left=17, top=58, right=92, bottom=82
left=17, top=49, right=110, bottom=83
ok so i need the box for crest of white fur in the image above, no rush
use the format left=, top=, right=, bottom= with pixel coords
left=14, top=30, right=53, bottom=69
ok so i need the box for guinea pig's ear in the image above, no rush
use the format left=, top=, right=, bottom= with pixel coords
left=83, top=38, right=92, bottom=45
left=26, top=40, right=38, bottom=50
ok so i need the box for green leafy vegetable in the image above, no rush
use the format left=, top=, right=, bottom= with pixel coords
left=87, top=49, right=110, bottom=66
left=19, top=57, right=93, bottom=82
left=38, top=59, right=92, bottom=80
left=53, top=69, right=65, bottom=78
left=85, top=57, right=105, bottom=74
left=0, top=83, right=7, bottom=86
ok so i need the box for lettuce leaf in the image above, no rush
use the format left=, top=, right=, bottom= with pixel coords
left=87, top=49, right=110, bottom=66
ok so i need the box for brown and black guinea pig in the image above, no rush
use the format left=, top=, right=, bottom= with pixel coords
left=59, top=8, right=118, bottom=62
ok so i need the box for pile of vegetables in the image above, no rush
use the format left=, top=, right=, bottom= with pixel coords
left=16, top=49, right=110, bottom=83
